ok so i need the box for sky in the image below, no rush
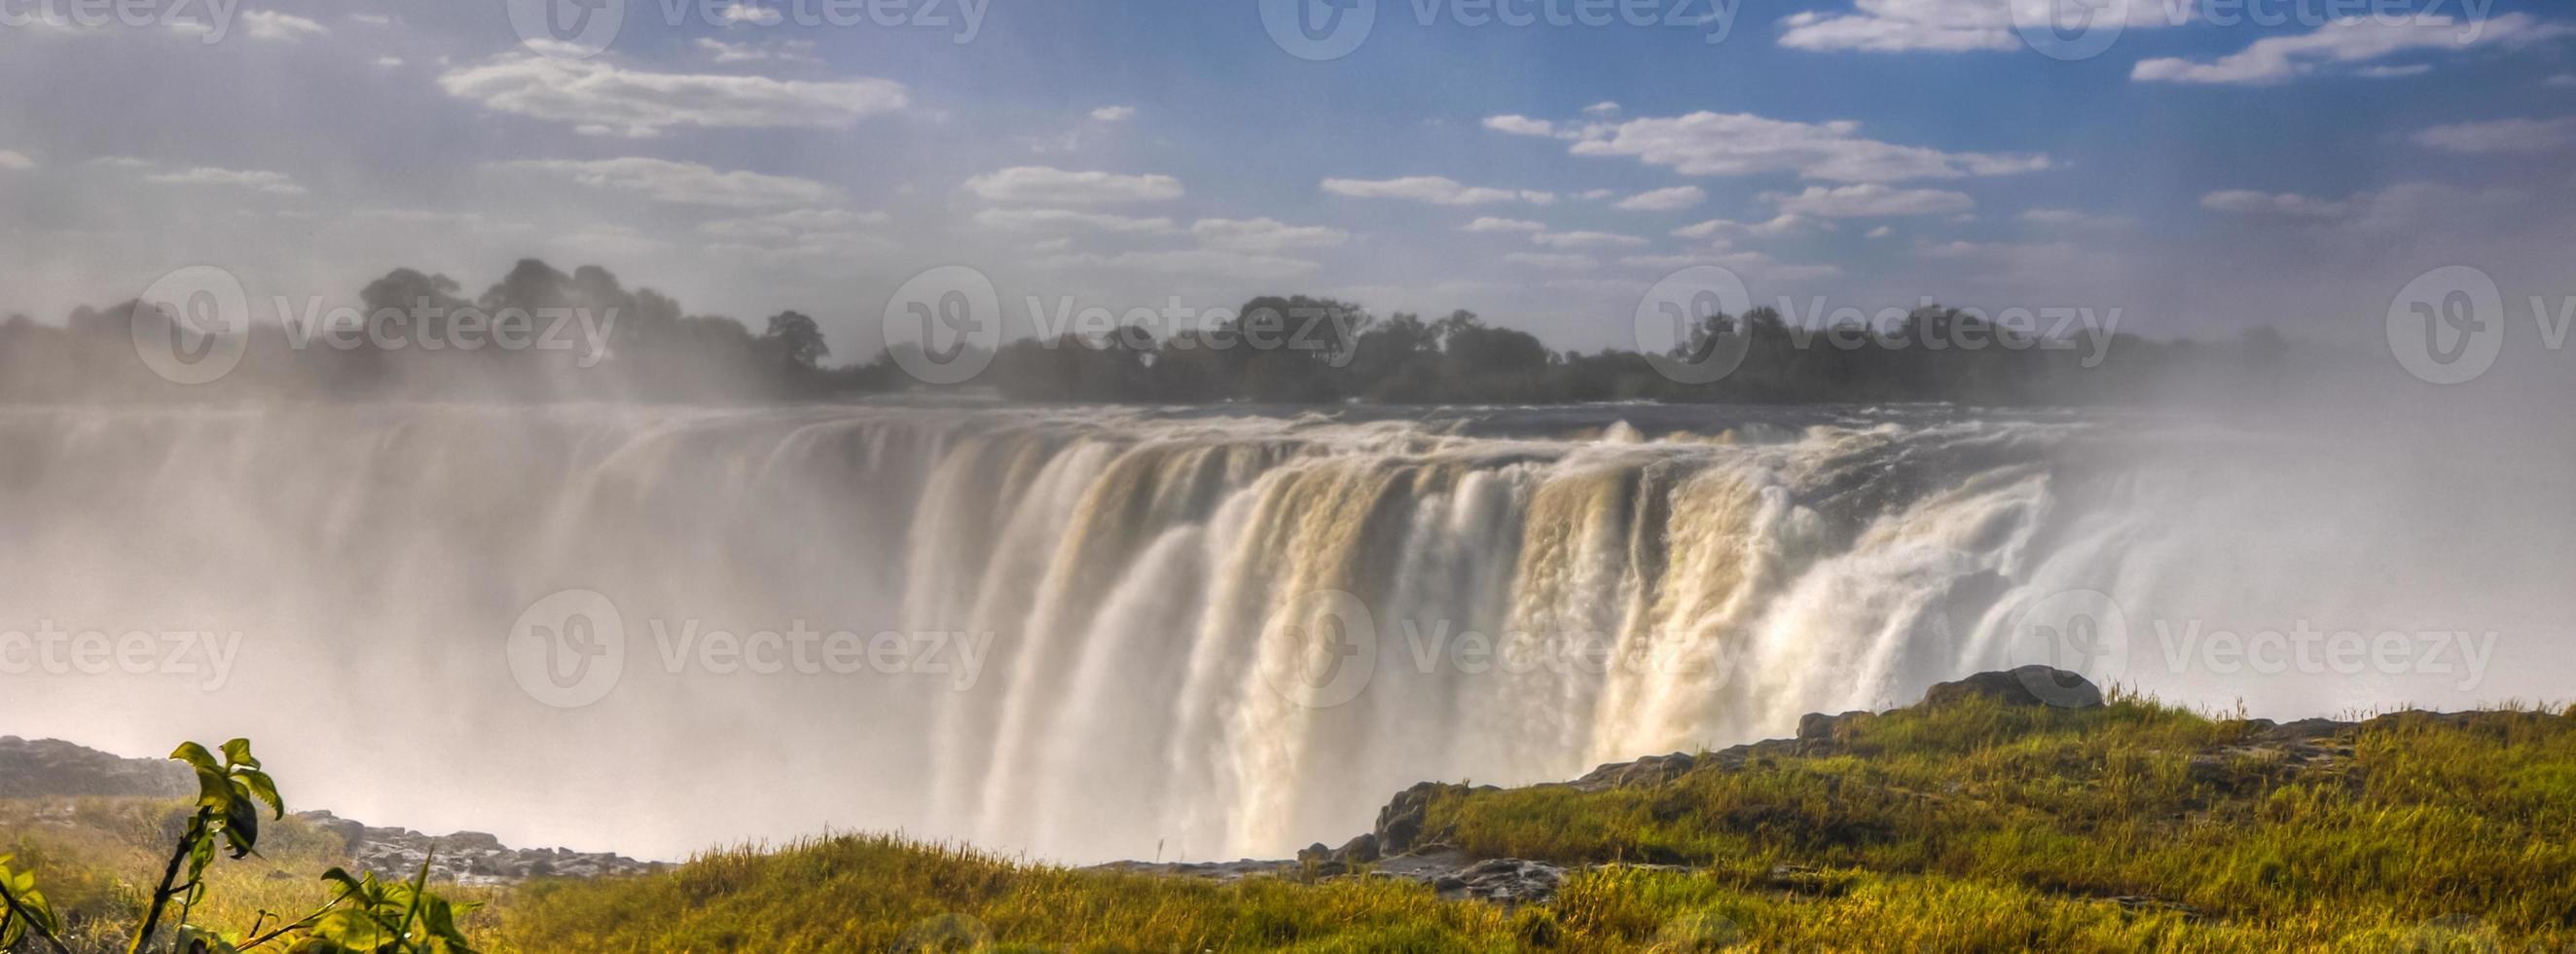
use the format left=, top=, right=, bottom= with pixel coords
left=0, top=0, right=2570, bottom=359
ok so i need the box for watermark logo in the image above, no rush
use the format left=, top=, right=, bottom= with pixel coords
left=2011, top=0, right=2132, bottom=61
left=1261, top=0, right=1376, bottom=60
left=507, top=0, right=626, bottom=59
left=2002, top=589, right=2130, bottom=707
left=504, top=590, right=994, bottom=707
left=1256, top=588, right=1380, bottom=710
left=0, top=622, right=242, bottom=692
left=885, top=265, right=1001, bottom=385
left=131, top=265, right=251, bottom=385
left=1636, top=265, right=1753, bottom=385
left=506, top=589, right=628, bottom=709
left=2387, top=265, right=2504, bottom=385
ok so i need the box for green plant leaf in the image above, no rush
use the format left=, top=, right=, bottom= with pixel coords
left=219, top=738, right=260, bottom=770
left=239, top=769, right=285, bottom=820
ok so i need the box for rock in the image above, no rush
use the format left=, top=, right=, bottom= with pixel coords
left=1334, top=833, right=1380, bottom=864
left=1796, top=711, right=1873, bottom=743
left=1921, top=666, right=2103, bottom=710
left=1368, top=849, right=1565, bottom=904
left=0, top=736, right=194, bottom=799
left=291, top=810, right=667, bottom=885
left=1374, top=782, right=1467, bottom=856
left=1796, top=713, right=1838, bottom=742
left=1570, top=752, right=1698, bottom=791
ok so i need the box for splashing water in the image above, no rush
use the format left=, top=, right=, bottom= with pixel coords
left=0, top=402, right=2563, bottom=862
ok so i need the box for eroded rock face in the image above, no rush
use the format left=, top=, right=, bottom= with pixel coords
left=0, top=736, right=192, bottom=799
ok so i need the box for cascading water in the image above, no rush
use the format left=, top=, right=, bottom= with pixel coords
left=1, top=402, right=2564, bottom=863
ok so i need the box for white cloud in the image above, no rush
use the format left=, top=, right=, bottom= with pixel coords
left=2019, top=206, right=2130, bottom=228
left=1581, top=101, right=1621, bottom=116
left=0, top=151, right=32, bottom=170
left=1614, top=185, right=1706, bottom=211
left=1866, top=226, right=1893, bottom=238
left=1771, top=183, right=1974, bottom=217
left=2549, top=74, right=2576, bottom=88
left=1192, top=217, right=1350, bottom=252
left=1565, top=111, right=2049, bottom=182
left=1573, top=189, right=1615, bottom=201
left=700, top=207, right=887, bottom=242
left=144, top=166, right=307, bottom=195
left=1616, top=254, right=1707, bottom=271
left=1777, top=0, right=2181, bottom=54
left=1504, top=252, right=1599, bottom=272
left=1529, top=230, right=1649, bottom=249
left=438, top=55, right=907, bottom=137
left=2413, top=117, right=2576, bottom=153
left=2355, top=63, right=2433, bottom=78
left=1672, top=214, right=1817, bottom=238
left=972, top=207, right=1179, bottom=234
left=1320, top=176, right=1554, bottom=205
left=496, top=158, right=843, bottom=208
left=2133, top=14, right=2567, bottom=86
left=1090, top=105, right=1137, bottom=123
left=240, top=11, right=326, bottom=41
left=1482, top=115, right=1559, bottom=137
left=374, top=55, right=404, bottom=67
left=962, top=166, right=1184, bottom=205
left=1033, top=249, right=1319, bottom=281
left=695, top=37, right=819, bottom=64
left=718, top=2, right=784, bottom=25
left=1461, top=217, right=1547, bottom=233
left=2199, top=189, right=2353, bottom=218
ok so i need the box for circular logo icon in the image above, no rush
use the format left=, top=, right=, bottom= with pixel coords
left=131, top=265, right=251, bottom=385
left=2011, top=0, right=2131, bottom=61
left=2387, top=265, right=2504, bottom=385
left=1259, top=0, right=1376, bottom=61
left=885, top=265, right=1001, bottom=385
left=1636, top=266, right=1754, bottom=385
left=506, top=589, right=627, bottom=709
left=1255, top=589, right=1378, bottom=710
left=507, top=0, right=625, bottom=59
left=2000, top=589, right=2127, bottom=707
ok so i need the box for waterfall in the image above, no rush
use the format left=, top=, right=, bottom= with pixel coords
left=0, top=402, right=2561, bottom=862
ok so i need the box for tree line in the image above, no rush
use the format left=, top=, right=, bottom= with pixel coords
left=0, top=259, right=2320, bottom=406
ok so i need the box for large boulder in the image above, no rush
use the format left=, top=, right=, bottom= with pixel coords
left=1921, top=666, right=2104, bottom=710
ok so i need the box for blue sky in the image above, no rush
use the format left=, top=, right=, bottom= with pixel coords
left=0, top=0, right=2569, bottom=357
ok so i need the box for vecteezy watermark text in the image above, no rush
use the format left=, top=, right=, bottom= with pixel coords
left=0, top=0, right=239, bottom=41
left=1260, top=0, right=1743, bottom=61
left=505, top=588, right=991, bottom=708
left=0, top=622, right=242, bottom=691
left=507, top=0, right=986, bottom=59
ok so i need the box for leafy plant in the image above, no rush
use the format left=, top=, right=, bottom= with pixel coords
left=0, top=854, right=66, bottom=953
left=128, top=741, right=284, bottom=954
left=3, top=738, right=482, bottom=954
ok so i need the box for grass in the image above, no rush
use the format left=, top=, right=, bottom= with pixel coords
left=0, top=798, right=502, bottom=952
left=11, top=692, right=2573, bottom=951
